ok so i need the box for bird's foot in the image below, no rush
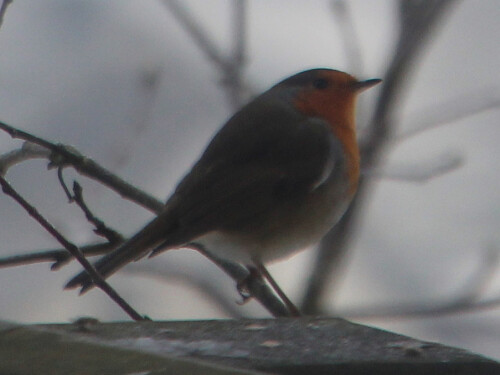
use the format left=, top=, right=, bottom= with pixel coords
left=236, top=266, right=262, bottom=304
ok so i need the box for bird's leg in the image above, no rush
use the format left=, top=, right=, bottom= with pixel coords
left=251, top=259, right=301, bottom=317
left=236, top=266, right=261, bottom=304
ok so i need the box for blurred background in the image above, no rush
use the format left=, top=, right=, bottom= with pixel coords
left=0, top=0, right=499, bottom=360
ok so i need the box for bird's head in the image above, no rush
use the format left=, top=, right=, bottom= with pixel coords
left=278, top=68, right=381, bottom=131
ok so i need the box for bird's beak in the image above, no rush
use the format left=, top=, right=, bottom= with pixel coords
left=352, top=78, right=382, bottom=92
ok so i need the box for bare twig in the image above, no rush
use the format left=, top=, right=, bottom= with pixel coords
left=0, top=238, right=292, bottom=317
left=221, top=0, right=248, bottom=110
left=0, top=0, right=13, bottom=29
left=0, top=243, right=113, bottom=269
left=454, top=244, right=500, bottom=305
left=0, top=142, right=50, bottom=176
left=0, top=120, right=164, bottom=213
left=253, top=260, right=301, bottom=317
left=57, top=166, right=73, bottom=201
left=0, top=175, right=146, bottom=321
left=111, top=66, right=164, bottom=169
left=163, top=0, right=228, bottom=70
left=330, top=0, right=364, bottom=76
left=364, top=150, right=464, bottom=182
left=394, top=86, right=500, bottom=142
left=337, top=244, right=500, bottom=319
left=71, top=181, right=124, bottom=244
left=0, top=119, right=298, bottom=317
left=0, top=121, right=291, bottom=317
left=162, top=0, right=254, bottom=109
left=340, top=295, right=500, bottom=320
left=301, top=0, right=460, bottom=314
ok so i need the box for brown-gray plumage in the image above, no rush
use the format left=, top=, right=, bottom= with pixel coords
left=66, top=69, right=381, bottom=293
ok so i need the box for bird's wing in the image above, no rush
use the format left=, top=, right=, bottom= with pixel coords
left=66, top=94, right=343, bottom=292
left=165, top=94, right=343, bottom=238
left=65, top=213, right=172, bottom=292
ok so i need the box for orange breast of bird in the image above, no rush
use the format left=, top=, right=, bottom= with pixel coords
left=292, top=72, right=360, bottom=197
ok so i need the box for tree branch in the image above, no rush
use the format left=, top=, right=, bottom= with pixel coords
left=0, top=175, right=146, bottom=321
left=0, top=120, right=164, bottom=213
left=0, top=243, right=113, bottom=270
left=0, top=142, right=50, bottom=176
left=162, top=0, right=254, bottom=109
left=301, top=0, right=461, bottom=314
left=70, top=180, right=124, bottom=244
left=393, top=86, right=500, bottom=142
left=338, top=244, right=500, bottom=319
left=364, top=150, right=464, bottom=182
left=330, top=0, right=364, bottom=76
left=0, top=0, right=13, bottom=29
left=0, top=121, right=293, bottom=317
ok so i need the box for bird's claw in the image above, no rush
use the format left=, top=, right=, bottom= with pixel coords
left=236, top=276, right=253, bottom=305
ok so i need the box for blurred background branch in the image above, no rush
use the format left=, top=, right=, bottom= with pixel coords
left=300, top=0, right=460, bottom=315
left=162, top=0, right=253, bottom=110
left=0, top=0, right=12, bottom=29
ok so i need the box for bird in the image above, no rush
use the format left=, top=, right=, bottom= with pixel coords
left=66, top=68, right=381, bottom=313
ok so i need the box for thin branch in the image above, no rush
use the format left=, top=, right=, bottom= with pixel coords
left=0, top=120, right=164, bottom=213
left=163, top=0, right=228, bottom=69
left=57, top=166, right=73, bottom=201
left=0, top=121, right=292, bottom=317
left=191, top=244, right=291, bottom=317
left=0, top=243, right=113, bottom=269
left=364, top=150, right=464, bottom=182
left=71, top=181, right=124, bottom=244
left=301, top=0, right=461, bottom=314
left=454, top=244, right=500, bottom=305
left=232, top=0, right=246, bottom=74
left=253, top=260, right=301, bottom=317
left=0, top=142, right=50, bottom=176
left=222, top=0, right=248, bottom=110
left=111, top=66, right=164, bottom=169
left=0, top=0, right=13, bottom=30
left=0, top=240, right=291, bottom=317
left=337, top=244, right=500, bottom=319
left=162, top=0, right=254, bottom=109
left=330, top=0, right=364, bottom=76
left=0, top=175, right=146, bottom=321
left=339, top=295, right=500, bottom=320
left=393, top=86, right=500, bottom=142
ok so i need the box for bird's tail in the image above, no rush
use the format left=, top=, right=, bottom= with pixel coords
left=65, top=216, right=172, bottom=294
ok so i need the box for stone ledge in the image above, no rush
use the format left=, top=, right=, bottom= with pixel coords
left=1, top=317, right=497, bottom=374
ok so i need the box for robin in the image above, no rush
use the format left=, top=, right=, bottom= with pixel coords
left=66, top=68, right=381, bottom=314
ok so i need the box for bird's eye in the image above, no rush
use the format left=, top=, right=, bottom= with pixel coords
left=313, top=78, right=329, bottom=90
